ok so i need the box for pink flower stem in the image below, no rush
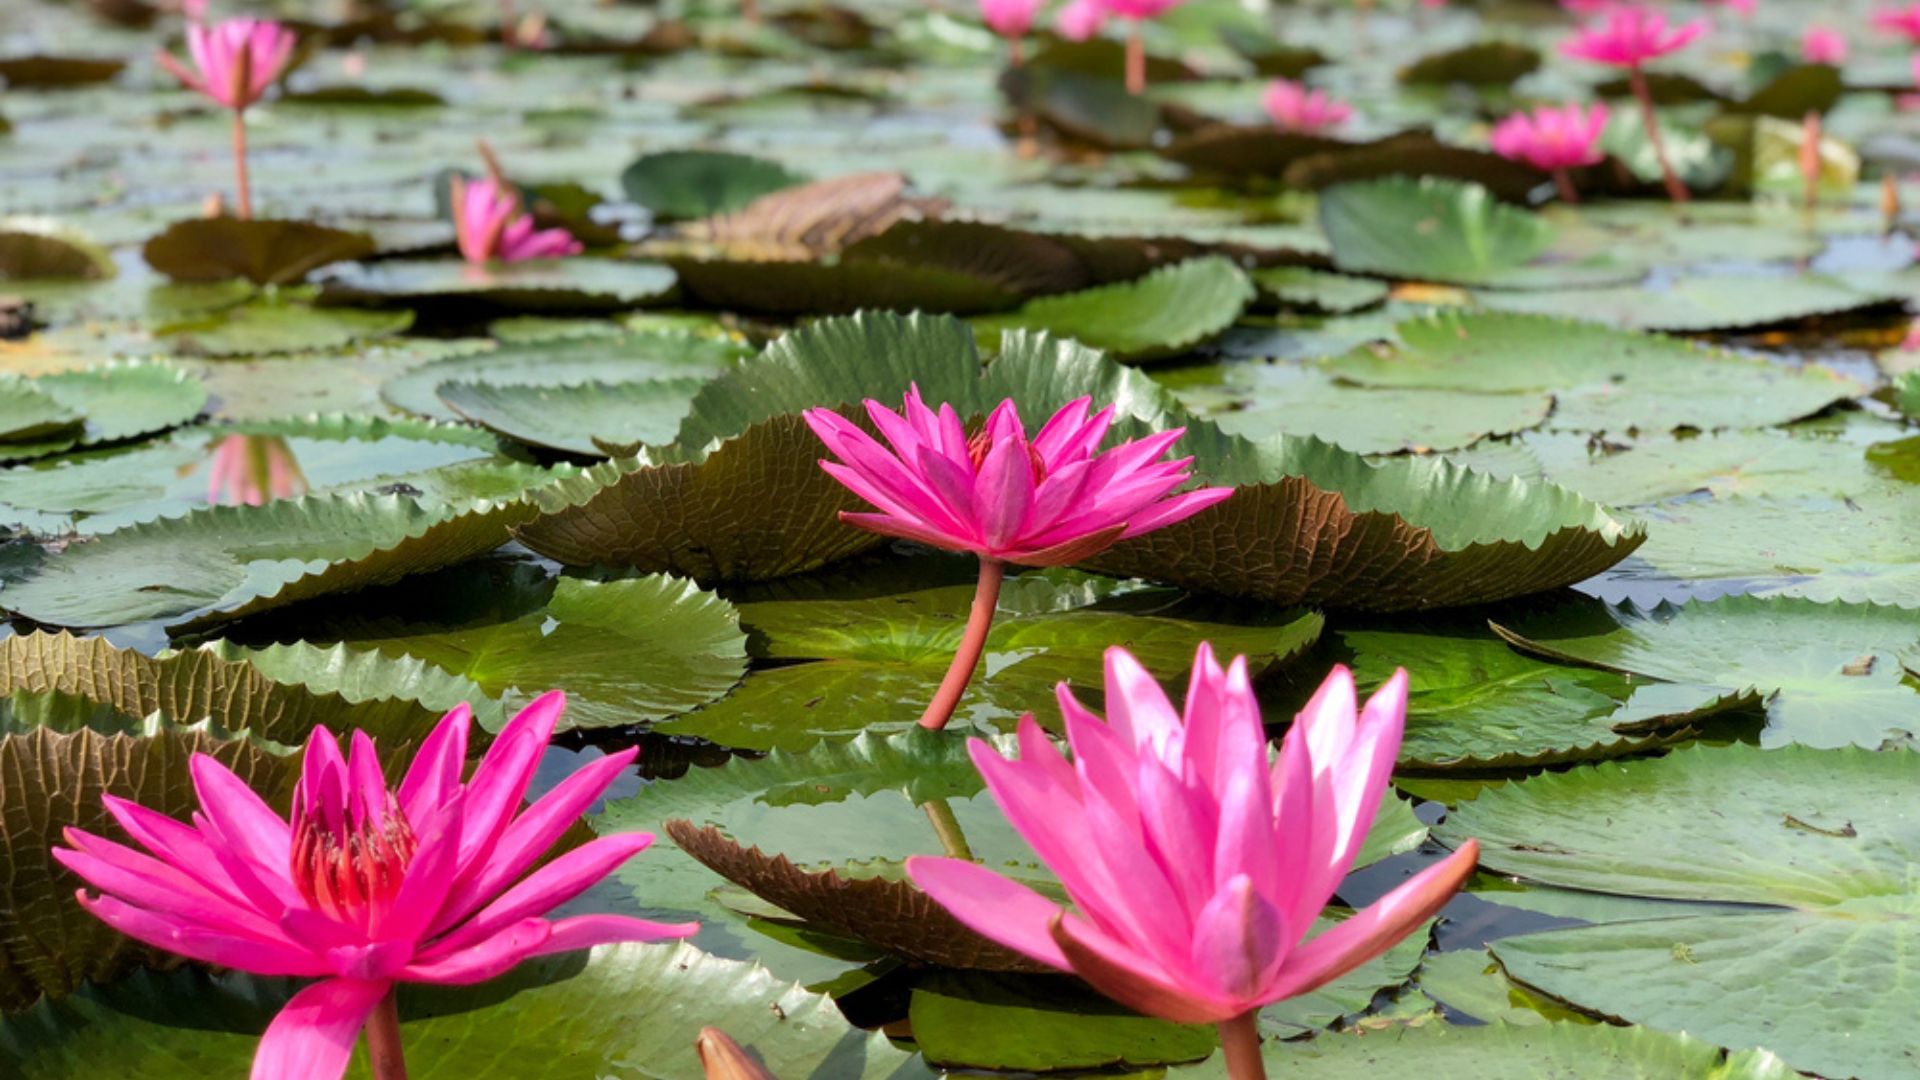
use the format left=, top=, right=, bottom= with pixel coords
left=230, top=109, right=252, bottom=220
left=1217, top=1010, right=1266, bottom=1080
left=366, top=990, right=408, bottom=1080
left=1552, top=168, right=1580, bottom=204
left=917, top=557, right=1005, bottom=731
left=920, top=798, right=975, bottom=860
left=1628, top=66, right=1689, bottom=204
left=1125, top=24, right=1145, bottom=96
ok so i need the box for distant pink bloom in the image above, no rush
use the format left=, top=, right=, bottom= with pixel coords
left=1801, top=26, right=1848, bottom=64
left=910, top=647, right=1480, bottom=1026
left=1706, top=0, right=1754, bottom=13
left=1097, top=0, right=1184, bottom=21
left=54, top=693, right=697, bottom=1080
left=980, top=0, right=1043, bottom=38
left=451, top=175, right=582, bottom=265
left=1489, top=103, right=1610, bottom=172
left=206, top=434, right=307, bottom=506
left=1419, top=0, right=1446, bottom=7
left=155, top=18, right=296, bottom=111
left=1559, top=0, right=1616, bottom=13
left=1261, top=78, right=1352, bottom=135
left=1874, top=3, right=1920, bottom=42
left=1055, top=0, right=1108, bottom=40
left=1559, top=6, right=1706, bottom=68
left=804, top=389, right=1232, bottom=567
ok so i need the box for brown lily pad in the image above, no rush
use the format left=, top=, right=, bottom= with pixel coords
left=143, top=218, right=377, bottom=286
left=0, top=56, right=125, bottom=89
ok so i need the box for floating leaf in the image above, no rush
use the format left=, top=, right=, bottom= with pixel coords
left=0, top=386, right=79, bottom=445
left=1318, top=177, right=1555, bottom=287
left=1183, top=362, right=1552, bottom=453
left=1438, top=744, right=1920, bottom=1080
left=0, top=56, right=124, bottom=88
left=1249, top=266, right=1389, bottom=314
left=0, top=362, right=207, bottom=463
left=971, top=256, right=1255, bottom=362
left=158, top=301, right=413, bottom=357
left=0, top=225, right=113, bottom=282
left=1398, top=41, right=1540, bottom=87
left=381, top=330, right=745, bottom=422
left=907, top=970, right=1218, bottom=1070
left=1478, top=273, right=1907, bottom=332
left=141, top=219, right=376, bottom=286
left=620, top=149, right=808, bottom=220
left=318, top=258, right=678, bottom=310
left=438, top=377, right=710, bottom=456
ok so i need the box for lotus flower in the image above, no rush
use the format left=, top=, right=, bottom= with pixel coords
left=909, top=647, right=1479, bottom=1080
left=1874, top=3, right=1920, bottom=42
left=980, top=0, right=1042, bottom=40
left=1801, top=26, right=1848, bottom=64
left=1489, top=103, right=1609, bottom=202
left=53, top=693, right=698, bottom=1080
left=1055, top=0, right=1108, bottom=41
left=206, top=433, right=308, bottom=506
left=1096, top=0, right=1184, bottom=95
left=805, top=389, right=1231, bottom=729
left=451, top=175, right=583, bottom=265
left=1261, top=78, right=1352, bottom=135
left=1559, top=6, right=1703, bottom=203
left=155, top=18, right=296, bottom=218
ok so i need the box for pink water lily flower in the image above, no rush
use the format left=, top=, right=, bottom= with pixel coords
left=1489, top=102, right=1609, bottom=202
left=155, top=17, right=296, bottom=218
left=1055, top=0, right=1108, bottom=40
left=909, top=648, right=1479, bottom=1080
left=1801, top=26, right=1848, bottom=64
left=451, top=175, right=583, bottom=265
left=54, top=693, right=698, bottom=1080
left=1559, top=6, right=1705, bottom=67
left=206, top=433, right=308, bottom=506
left=806, top=389, right=1231, bottom=729
left=980, top=0, right=1043, bottom=40
left=1261, top=78, right=1352, bottom=135
left=1874, top=3, right=1920, bottom=42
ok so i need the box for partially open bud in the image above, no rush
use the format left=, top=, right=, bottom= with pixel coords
left=698, top=1028, right=778, bottom=1080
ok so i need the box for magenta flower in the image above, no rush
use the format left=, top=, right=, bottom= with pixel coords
left=1560, top=6, right=1703, bottom=204
left=451, top=175, right=583, bottom=266
left=1875, top=4, right=1920, bottom=42
left=1260, top=79, right=1352, bottom=135
left=1054, top=0, right=1109, bottom=41
left=1801, top=26, right=1848, bottom=64
left=155, top=18, right=296, bottom=219
left=53, top=693, right=697, bottom=1080
left=980, top=0, right=1043, bottom=40
left=805, top=389, right=1231, bottom=729
left=206, top=434, right=308, bottom=507
left=1489, top=103, right=1609, bottom=202
left=908, top=648, right=1479, bottom=1079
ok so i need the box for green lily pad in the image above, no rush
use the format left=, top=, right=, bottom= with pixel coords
left=0, top=361, right=207, bottom=462
left=141, top=219, right=377, bottom=287
left=1185, top=362, right=1552, bottom=453
left=1633, top=490, right=1920, bottom=606
left=1437, top=743, right=1920, bottom=1080
left=908, top=971, right=1219, bottom=1071
left=0, top=385, right=79, bottom=444
left=319, top=257, right=678, bottom=310
left=0, top=942, right=929, bottom=1080
left=620, top=149, right=808, bottom=220
left=438, top=376, right=712, bottom=456
left=156, top=301, right=413, bottom=358
left=1320, top=177, right=1575, bottom=288
left=658, top=565, right=1323, bottom=749
left=1490, top=594, right=1920, bottom=749
left=1249, top=266, right=1390, bottom=314
left=970, top=256, right=1256, bottom=362
left=1477, top=274, right=1907, bottom=332
left=382, top=329, right=747, bottom=422
left=1320, top=311, right=1860, bottom=433
left=0, top=491, right=542, bottom=629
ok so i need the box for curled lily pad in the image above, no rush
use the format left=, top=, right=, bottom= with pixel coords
left=141, top=219, right=376, bottom=286
left=0, top=223, right=114, bottom=282
left=0, top=361, right=207, bottom=463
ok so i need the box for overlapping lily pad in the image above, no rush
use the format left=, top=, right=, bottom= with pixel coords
left=319, top=257, right=678, bottom=310
left=969, top=256, right=1255, bottom=362
left=438, top=376, right=712, bottom=455
left=0, top=362, right=207, bottom=462
left=141, top=219, right=376, bottom=286
left=1438, top=744, right=1920, bottom=1080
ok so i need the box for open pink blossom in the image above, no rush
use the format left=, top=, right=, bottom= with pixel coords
left=1875, top=4, right=1920, bottom=42
left=1055, top=0, right=1108, bottom=40
left=206, top=434, right=307, bottom=506
left=54, top=693, right=697, bottom=1080
left=980, top=0, right=1043, bottom=39
left=1559, top=6, right=1705, bottom=67
left=1489, top=102, right=1609, bottom=180
left=1801, top=26, right=1848, bottom=64
left=451, top=175, right=583, bottom=265
left=909, top=647, right=1479, bottom=1076
left=804, top=389, right=1230, bottom=568
left=156, top=18, right=296, bottom=111
left=1261, top=79, right=1351, bottom=135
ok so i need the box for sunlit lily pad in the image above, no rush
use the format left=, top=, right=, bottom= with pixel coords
left=0, top=361, right=207, bottom=462
left=318, top=257, right=678, bottom=310
left=156, top=300, right=413, bottom=357
left=970, top=256, right=1255, bottom=362
left=1477, top=273, right=1908, bottom=332
left=438, top=376, right=711, bottom=456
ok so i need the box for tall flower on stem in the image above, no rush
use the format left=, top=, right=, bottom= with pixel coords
left=1559, top=5, right=1705, bottom=203
left=1873, top=3, right=1920, bottom=43
left=53, top=693, right=697, bottom=1080
left=1055, top=0, right=1108, bottom=42
left=1097, top=0, right=1185, bottom=96
left=451, top=174, right=583, bottom=265
left=1261, top=78, right=1352, bottom=135
left=1489, top=102, right=1610, bottom=203
left=909, top=647, right=1480, bottom=1080
left=1801, top=26, right=1848, bottom=64
left=981, top=0, right=1042, bottom=65
left=155, top=18, right=297, bottom=219
left=804, top=389, right=1232, bottom=731
left=206, top=433, right=308, bottom=506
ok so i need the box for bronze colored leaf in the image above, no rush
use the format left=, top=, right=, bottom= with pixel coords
left=672, top=173, right=947, bottom=261
left=142, top=218, right=376, bottom=286
left=666, top=820, right=1053, bottom=973
left=0, top=56, right=125, bottom=88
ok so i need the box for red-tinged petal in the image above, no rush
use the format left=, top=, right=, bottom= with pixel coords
left=525, top=912, right=700, bottom=957
left=1050, top=913, right=1235, bottom=1025
left=250, top=977, right=389, bottom=1080
left=458, top=691, right=565, bottom=868
left=154, top=49, right=207, bottom=95
left=424, top=833, right=654, bottom=959
left=399, top=918, right=550, bottom=985
left=54, top=833, right=281, bottom=939
left=1263, top=840, right=1478, bottom=1003
left=100, top=795, right=261, bottom=909
left=78, top=892, right=323, bottom=976
left=1004, top=523, right=1126, bottom=567
left=397, top=704, right=472, bottom=825
left=837, top=510, right=974, bottom=553
left=437, top=748, right=637, bottom=931
left=906, top=855, right=1071, bottom=969
left=1188, top=874, right=1290, bottom=1002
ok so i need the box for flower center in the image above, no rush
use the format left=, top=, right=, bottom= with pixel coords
left=292, top=797, right=417, bottom=922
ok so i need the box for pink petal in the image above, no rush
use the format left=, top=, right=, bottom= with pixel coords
left=250, top=977, right=389, bottom=1080
left=1101, top=647, right=1181, bottom=759
left=397, top=704, right=472, bottom=825
left=457, top=690, right=565, bottom=869
left=424, top=833, right=653, bottom=959
left=906, top=855, right=1071, bottom=969
left=78, top=893, right=323, bottom=976
left=526, top=912, right=700, bottom=956
left=398, top=918, right=550, bottom=985
left=1188, top=874, right=1289, bottom=1002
